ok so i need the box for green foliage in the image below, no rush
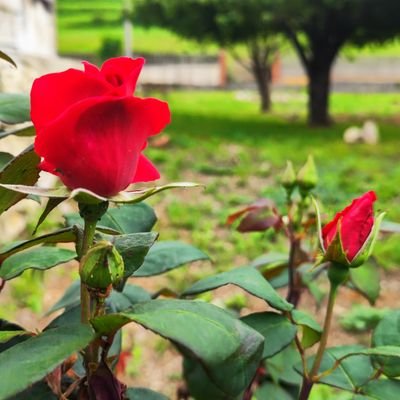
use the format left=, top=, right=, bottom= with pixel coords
left=133, top=241, right=210, bottom=277
left=92, top=299, right=264, bottom=397
left=372, top=310, right=400, bottom=377
left=0, top=247, right=76, bottom=280
left=340, top=305, right=389, bottom=333
left=348, top=261, right=381, bottom=304
left=0, top=94, right=30, bottom=124
left=0, top=324, right=94, bottom=399
left=108, top=232, right=158, bottom=287
left=66, top=202, right=157, bottom=234
left=99, top=37, right=122, bottom=61
left=241, top=312, right=297, bottom=359
left=183, top=266, right=293, bottom=312
left=0, top=50, right=17, bottom=68
left=0, top=147, right=40, bottom=215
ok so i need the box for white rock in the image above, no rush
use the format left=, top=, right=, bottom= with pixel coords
left=362, top=120, right=379, bottom=144
left=343, top=126, right=362, bottom=144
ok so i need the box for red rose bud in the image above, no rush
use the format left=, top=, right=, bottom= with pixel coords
left=320, top=191, right=384, bottom=268
left=31, top=57, right=171, bottom=197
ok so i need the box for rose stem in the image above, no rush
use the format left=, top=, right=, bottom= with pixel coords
left=298, top=264, right=347, bottom=399
left=79, top=218, right=97, bottom=325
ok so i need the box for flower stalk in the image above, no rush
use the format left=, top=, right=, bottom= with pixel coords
left=298, top=263, right=349, bottom=399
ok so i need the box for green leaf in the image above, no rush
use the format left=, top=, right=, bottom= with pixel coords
left=47, top=281, right=151, bottom=316
left=0, top=331, right=27, bottom=344
left=0, top=227, right=77, bottom=263
left=0, top=147, right=40, bottom=214
left=308, top=345, right=374, bottom=391
left=250, top=252, right=288, bottom=269
left=266, top=343, right=302, bottom=386
left=291, top=309, right=322, bottom=348
left=109, top=182, right=203, bottom=204
left=134, top=241, right=210, bottom=277
left=361, top=379, right=400, bottom=400
left=0, top=93, right=29, bottom=124
left=101, top=203, right=157, bottom=233
left=348, top=261, right=380, bottom=305
left=108, top=284, right=152, bottom=312
left=0, top=183, right=69, bottom=199
left=0, top=50, right=17, bottom=68
left=0, top=320, right=30, bottom=353
left=372, top=310, right=400, bottom=377
left=33, top=198, right=66, bottom=234
left=109, top=232, right=158, bottom=286
left=241, top=312, right=297, bottom=359
left=183, top=266, right=293, bottom=312
left=65, top=202, right=157, bottom=234
left=0, top=182, right=202, bottom=205
left=46, top=306, right=80, bottom=329
left=126, top=387, right=169, bottom=400
left=0, top=247, right=76, bottom=280
left=0, top=124, right=35, bottom=140
left=0, top=324, right=94, bottom=399
left=0, top=152, right=13, bottom=170
left=254, top=382, right=293, bottom=400
left=92, top=299, right=264, bottom=397
left=183, top=356, right=238, bottom=400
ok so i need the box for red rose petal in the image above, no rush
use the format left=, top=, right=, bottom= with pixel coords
left=100, top=57, right=145, bottom=95
left=31, top=69, right=110, bottom=130
left=322, top=191, right=376, bottom=261
left=340, top=191, right=376, bottom=261
left=35, top=96, right=170, bottom=197
left=131, top=154, right=160, bottom=183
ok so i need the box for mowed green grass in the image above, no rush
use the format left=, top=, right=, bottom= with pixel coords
left=141, top=89, right=400, bottom=272
left=57, top=0, right=400, bottom=57
left=57, top=0, right=215, bottom=56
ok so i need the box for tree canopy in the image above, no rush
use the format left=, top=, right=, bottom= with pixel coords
left=135, top=0, right=400, bottom=125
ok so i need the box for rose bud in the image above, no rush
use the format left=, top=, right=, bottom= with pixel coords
left=297, top=155, right=318, bottom=194
left=319, top=191, right=384, bottom=268
left=281, top=161, right=296, bottom=192
left=80, top=241, right=124, bottom=290
left=31, top=57, right=170, bottom=197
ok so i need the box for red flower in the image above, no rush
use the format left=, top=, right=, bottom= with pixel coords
left=31, top=57, right=170, bottom=197
left=322, top=191, right=377, bottom=263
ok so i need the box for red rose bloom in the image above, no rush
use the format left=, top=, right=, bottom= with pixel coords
left=31, top=57, right=170, bottom=197
left=322, top=191, right=377, bottom=263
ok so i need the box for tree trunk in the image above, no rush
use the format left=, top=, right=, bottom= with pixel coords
left=307, top=62, right=332, bottom=126
left=252, top=61, right=271, bottom=113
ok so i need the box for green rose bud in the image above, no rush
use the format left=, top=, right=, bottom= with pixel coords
left=281, top=160, right=297, bottom=192
left=80, top=241, right=124, bottom=289
left=297, top=155, right=318, bottom=194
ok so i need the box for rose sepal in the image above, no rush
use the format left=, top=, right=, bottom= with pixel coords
left=348, top=211, right=385, bottom=267
left=0, top=182, right=203, bottom=205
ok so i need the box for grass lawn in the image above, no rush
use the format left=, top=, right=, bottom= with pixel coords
left=139, top=89, right=400, bottom=278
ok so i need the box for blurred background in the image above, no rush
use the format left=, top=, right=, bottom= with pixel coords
left=1, top=1, right=400, bottom=398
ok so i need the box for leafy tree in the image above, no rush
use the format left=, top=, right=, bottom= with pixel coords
left=134, top=0, right=280, bottom=113
left=269, top=0, right=400, bottom=125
